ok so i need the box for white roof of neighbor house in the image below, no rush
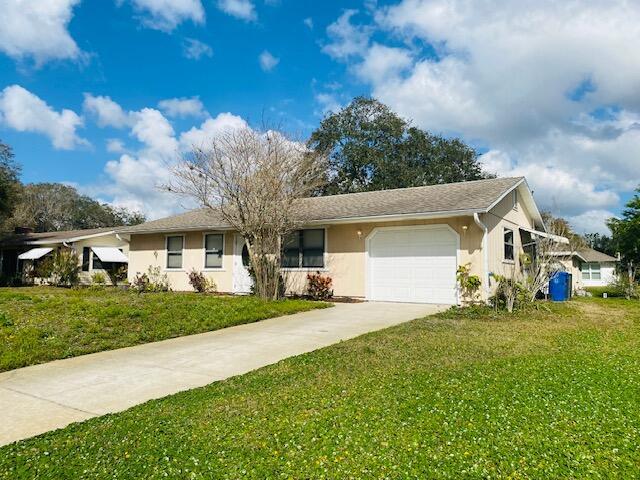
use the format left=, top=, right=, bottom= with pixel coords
left=91, top=247, right=128, bottom=263
left=18, top=247, right=53, bottom=260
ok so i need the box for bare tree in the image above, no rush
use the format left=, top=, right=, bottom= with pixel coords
left=520, top=216, right=583, bottom=303
left=168, top=127, right=328, bottom=300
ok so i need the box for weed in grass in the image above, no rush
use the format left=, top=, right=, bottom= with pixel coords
left=0, top=287, right=327, bottom=371
left=1, top=298, right=640, bottom=478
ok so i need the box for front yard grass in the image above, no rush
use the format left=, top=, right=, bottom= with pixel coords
left=2, top=297, right=640, bottom=478
left=0, top=287, right=327, bottom=372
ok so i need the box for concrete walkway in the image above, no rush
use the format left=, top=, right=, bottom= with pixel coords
left=0, top=301, right=445, bottom=446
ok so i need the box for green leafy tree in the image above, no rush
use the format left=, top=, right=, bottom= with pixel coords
left=608, top=188, right=640, bottom=277
left=0, top=140, right=21, bottom=226
left=308, top=97, right=492, bottom=195
left=583, top=232, right=615, bottom=256
left=7, top=183, right=145, bottom=232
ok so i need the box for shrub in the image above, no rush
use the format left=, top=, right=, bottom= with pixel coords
left=492, top=274, right=526, bottom=313
left=91, top=272, right=107, bottom=286
left=50, top=249, right=80, bottom=287
left=306, top=271, right=333, bottom=300
left=456, top=263, right=482, bottom=303
left=188, top=269, right=217, bottom=293
left=586, top=277, right=639, bottom=299
left=132, top=266, right=170, bottom=293
left=106, top=265, right=128, bottom=285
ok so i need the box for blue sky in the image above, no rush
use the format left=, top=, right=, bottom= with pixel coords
left=1, top=0, right=639, bottom=233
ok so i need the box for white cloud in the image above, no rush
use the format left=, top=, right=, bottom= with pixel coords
left=179, top=112, right=248, bottom=150
left=480, top=149, right=619, bottom=217
left=124, top=0, right=205, bottom=31
left=93, top=108, right=248, bottom=219
left=106, top=138, right=127, bottom=153
left=130, top=108, right=179, bottom=158
left=158, top=97, right=207, bottom=118
left=217, top=0, right=257, bottom=21
left=303, top=17, right=313, bottom=29
left=83, top=94, right=131, bottom=128
left=182, top=38, right=213, bottom=60
left=322, top=9, right=371, bottom=60
left=314, top=93, right=342, bottom=116
left=0, top=0, right=83, bottom=66
left=567, top=210, right=617, bottom=235
left=0, top=85, right=87, bottom=149
left=258, top=50, right=279, bottom=71
left=354, top=43, right=412, bottom=83
left=322, top=0, right=640, bottom=232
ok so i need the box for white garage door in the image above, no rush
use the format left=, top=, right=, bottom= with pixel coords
left=367, top=226, right=458, bottom=304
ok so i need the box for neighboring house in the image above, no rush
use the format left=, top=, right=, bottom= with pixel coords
left=119, top=177, right=561, bottom=304
left=0, top=227, right=129, bottom=285
left=556, top=247, right=619, bottom=289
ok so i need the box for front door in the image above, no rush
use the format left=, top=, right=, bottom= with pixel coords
left=233, top=234, right=253, bottom=294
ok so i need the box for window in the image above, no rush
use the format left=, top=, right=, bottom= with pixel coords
left=581, top=262, right=601, bottom=280
left=92, top=250, right=103, bottom=270
left=82, top=247, right=90, bottom=272
left=204, top=234, right=223, bottom=268
left=504, top=228, right=514, bottom=261
left=166, top=235, right=184, bottom=269
left=282, top=229, right=325, bottom=268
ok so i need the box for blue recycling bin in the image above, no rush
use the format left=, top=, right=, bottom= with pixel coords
left=549, top=271, right=572, bottom=302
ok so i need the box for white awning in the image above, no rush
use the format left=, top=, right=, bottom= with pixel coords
left=18, top=247, right=53, bottom=260
left=519, top=226, right=569, bottom=244
left=91, top=247, right=128, bottom=263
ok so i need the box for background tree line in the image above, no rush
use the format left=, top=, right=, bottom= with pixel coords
left=0, top=141, right=145, bottom=233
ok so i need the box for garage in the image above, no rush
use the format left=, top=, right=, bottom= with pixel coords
left=366, top=225, right=458, bottom=304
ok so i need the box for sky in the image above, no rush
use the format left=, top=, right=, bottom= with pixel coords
left=1, top=0, right=639, bottom=234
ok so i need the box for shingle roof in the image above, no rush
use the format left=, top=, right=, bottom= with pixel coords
left=0, top=227, right=118, bottom=247
left=578, top=248, right=618, bottom=263
left=120, top=177, right=525, bottom=234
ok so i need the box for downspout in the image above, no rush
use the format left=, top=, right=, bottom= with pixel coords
left=116, top=233, right=129, bottom=243
left=473, top=213, right=491, bottom=301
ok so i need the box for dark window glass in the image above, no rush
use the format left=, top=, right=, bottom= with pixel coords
left=281, top=229, right=325, bottom=268
left=166, top=236, right=183, bottom=269
left=241, top=244, right=250, bottom=267
left=282, top=232, right=301, bottom=268
left=82, top=247, right=90, bottom=272
left=302, top=229, right=324, bottom=268
left=92, top=251, right=103, bottom=270
left=504, top=228, right=514, bottom=261
left=204, top=234, right=223, bottom=268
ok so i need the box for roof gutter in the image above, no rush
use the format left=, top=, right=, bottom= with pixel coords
left=473, top=212, right=491, bottom=301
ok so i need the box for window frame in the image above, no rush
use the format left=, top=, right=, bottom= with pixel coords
left=503, top=227, right=515, bottom=262
left=82, top=247, right=90, bottom=272
left=581, top=262, right=601, bottom=280
left=165, top=234, right=185, bottom=270
left=203, top=232, right=225, bottom=270
left=281, top=228, right=327, bottom=270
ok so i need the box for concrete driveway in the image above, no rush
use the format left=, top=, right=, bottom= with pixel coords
left=0, top=301, right=446, bottom=446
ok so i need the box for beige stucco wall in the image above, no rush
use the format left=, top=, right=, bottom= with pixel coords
left=129, top=218, right=484, bottom=298
left=127, top=231, right=233, bottom=292
left=482, top=187, right=536, bottom=293
left=284, top=217, right=484, bottom=298
left=126, top=189, right=540, bottom=299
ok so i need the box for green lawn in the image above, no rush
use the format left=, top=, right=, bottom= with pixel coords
left=2, top=298, right=640, bottom=478
left=0, top=287, right=327, bottom=371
